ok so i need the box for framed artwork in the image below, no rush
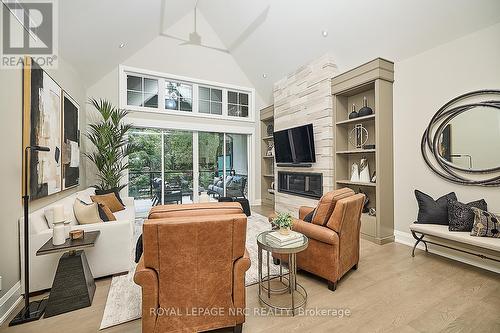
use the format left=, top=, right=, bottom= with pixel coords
left=23, top=57, right=80, bottom=200
left=62, top=92, right=80, bottom=189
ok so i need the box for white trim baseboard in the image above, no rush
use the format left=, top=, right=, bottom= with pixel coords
left=394, top=230, right=500, bottom=274
left=0, top=281, right=22, bottom=325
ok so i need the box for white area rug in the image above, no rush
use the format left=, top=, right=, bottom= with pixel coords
left=99, top=212, right=279, bottom=329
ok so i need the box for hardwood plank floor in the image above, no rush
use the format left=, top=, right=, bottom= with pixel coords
left=1, top=205, right=498, bottom=333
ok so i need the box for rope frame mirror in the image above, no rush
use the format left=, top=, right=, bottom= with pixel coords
left=421, top=89, right=500, bottom=187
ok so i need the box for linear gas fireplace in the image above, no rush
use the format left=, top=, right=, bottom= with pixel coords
left=278, top=171, right=323, bottom=199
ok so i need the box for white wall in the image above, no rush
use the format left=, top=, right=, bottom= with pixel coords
left=394, top=22, right=500, bottom=233
left=0, top=55, right=85, bottom=305
left=86, top=10, right=265, bottom=204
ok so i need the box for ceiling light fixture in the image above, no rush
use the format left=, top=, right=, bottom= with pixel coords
left=119, top=42, right=126, bottom=48
left=321, top=30, right=328, bottom=37
left=262, top=74, right=268, bottom=79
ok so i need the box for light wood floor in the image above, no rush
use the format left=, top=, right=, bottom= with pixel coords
left=1, top=205, right=499, bottom=333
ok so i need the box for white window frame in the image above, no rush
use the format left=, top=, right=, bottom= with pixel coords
left=119, top=65, right=255, bottom=122
left=125, top=74, right=160, bottom=109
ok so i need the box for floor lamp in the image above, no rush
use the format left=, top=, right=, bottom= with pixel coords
left=10, top=145, right=50, bottom=326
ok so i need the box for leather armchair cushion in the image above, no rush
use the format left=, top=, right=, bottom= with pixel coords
left=326, top=193, right=365, bottom=233
left=311, top=188, right=355, bottom=226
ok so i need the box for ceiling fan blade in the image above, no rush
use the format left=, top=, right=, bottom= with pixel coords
left=160, top=32, right=190, bottom=44
left=198, top=43, right=230, bottom=54
left=229, top=5, right=270, bottom=52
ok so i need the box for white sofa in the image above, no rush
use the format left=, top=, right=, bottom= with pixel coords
left=20, top=187, right=135, bottom=292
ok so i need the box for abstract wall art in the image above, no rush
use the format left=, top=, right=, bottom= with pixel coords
left=23, top=57, right=80, bottom=200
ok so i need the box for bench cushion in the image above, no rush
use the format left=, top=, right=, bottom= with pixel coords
left=410, top=223, right=500, bottom=252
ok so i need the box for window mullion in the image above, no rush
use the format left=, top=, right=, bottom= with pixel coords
left=193, top=84, right=199, bottom=114
left=222, top=88, right=228, bottom=117
left=158, top=79, right=165, bottom=111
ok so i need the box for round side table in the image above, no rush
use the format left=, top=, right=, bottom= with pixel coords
left=257, top=231, right=308, bottom=316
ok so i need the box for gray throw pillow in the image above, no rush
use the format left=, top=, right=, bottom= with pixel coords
left=414, top=190, right=457, bottom=225
left=448, top=198, right=487, bottom=232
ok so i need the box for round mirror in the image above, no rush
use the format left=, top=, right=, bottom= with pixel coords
left=437, top=105, right=500, bottom=171
left=422, top=90, right=500, bottom=186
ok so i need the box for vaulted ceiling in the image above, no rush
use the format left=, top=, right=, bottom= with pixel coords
left=59, top=0, right=500, bottom=102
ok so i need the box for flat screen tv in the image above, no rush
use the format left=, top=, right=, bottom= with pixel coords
left=273, top=124, right=316, bottom=165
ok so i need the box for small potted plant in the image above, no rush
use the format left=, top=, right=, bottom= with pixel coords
left=272, top=212, right=293, bottom=235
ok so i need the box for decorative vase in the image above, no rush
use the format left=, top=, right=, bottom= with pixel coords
left=359, top=188, right=370, bottom=213
left=350, top=163, right=360, bottom=182
left=52, top=221, right=66, bottom=246
left=359, top=157, right=371, bottom=183
left=358, top=96, right=373, bottom=117
left=348, top=104, right=358, bottom=119
left=266, top=124, right=274, bottom=136
left=279, top=227, right=291, bottom=236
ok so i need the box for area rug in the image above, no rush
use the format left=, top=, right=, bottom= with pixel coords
left=100, top=212, right=279, bottom=329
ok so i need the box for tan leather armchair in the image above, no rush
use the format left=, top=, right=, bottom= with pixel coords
left=271, top=189, right=365, bottom=291
left=135, top=202, right=250, bottom=333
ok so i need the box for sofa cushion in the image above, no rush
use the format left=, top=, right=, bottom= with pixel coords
left=74, top=199, right=103, bottom=225
left=471, top=208, right=500, bottom=238
left=415, top=190, right=457, bottom=225
left=448, top=198, right=487, bottom=232
left=91, top=193, right=125, bottom=213
left=312, top=188, right=355, bottom=226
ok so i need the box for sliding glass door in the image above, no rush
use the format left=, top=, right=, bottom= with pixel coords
left=129, top=127, right=249, bottom=212
left=128, top=128, right=162, bottom=216
left=163, top=130, right=193, bottom=204
left=198, top=132, right=224, bottom=201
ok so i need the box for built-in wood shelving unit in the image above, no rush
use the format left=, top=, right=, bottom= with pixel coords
left=260, top=105, right=275, bottom=207
left=332, top=58, right=394, bottom=245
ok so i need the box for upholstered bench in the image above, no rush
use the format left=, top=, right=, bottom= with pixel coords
left=409, top=223, right=500, bottom=263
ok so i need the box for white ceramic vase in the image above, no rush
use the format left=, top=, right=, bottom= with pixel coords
left=350, top=163, right=360, bottom=182
left=52, top=221, right=66, bottom=246
left=359, top=157, right=371, bottom=183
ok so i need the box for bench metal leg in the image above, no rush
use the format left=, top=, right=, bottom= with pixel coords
left=411, top=231, right=428, bottom=257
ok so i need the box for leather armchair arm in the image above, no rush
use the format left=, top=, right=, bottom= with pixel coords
left=292, top=219, right=339, bottom=245
left=233, top=249, right=251, bottom=324
left=134, top=256, right=159, bottom=333
left=299, top=206, right=315, bottom=220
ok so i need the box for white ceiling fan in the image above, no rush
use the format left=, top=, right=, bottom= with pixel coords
left=160, top=0, right=270, bottom=54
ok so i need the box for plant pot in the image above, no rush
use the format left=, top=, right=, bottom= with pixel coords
left=279, top=227, right=291, bottom=236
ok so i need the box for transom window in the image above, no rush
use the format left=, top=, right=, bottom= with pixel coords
left=165, top=80, right=193, bottom=112
left=199, top=86, right=222, bottom=115
left=228, top=91, right=249, bottom=117
left=122, top=67, right=254, bottom=120
left=127, top=75, right=158, bottom=108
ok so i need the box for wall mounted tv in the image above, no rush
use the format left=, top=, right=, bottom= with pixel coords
left=273, top=124, right=316, bottom=166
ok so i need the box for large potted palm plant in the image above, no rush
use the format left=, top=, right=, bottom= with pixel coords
left=86, top=98, right=134, bottom=197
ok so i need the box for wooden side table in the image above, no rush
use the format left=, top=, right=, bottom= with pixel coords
left=36, top=231, right=100, bottom=318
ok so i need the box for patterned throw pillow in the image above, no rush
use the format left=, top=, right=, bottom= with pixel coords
left=470, top=207, right=500, bottom=238
left=448, top=198, right=487, bottom=232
